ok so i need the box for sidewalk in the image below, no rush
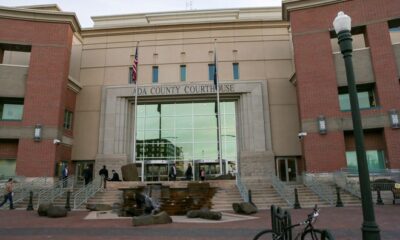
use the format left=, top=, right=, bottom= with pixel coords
left=0, top=205, right=399, bottom=239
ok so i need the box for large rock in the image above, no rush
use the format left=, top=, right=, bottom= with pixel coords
left=132, top=211, right=172, bottom=226
left=86, top=203, right=112, bottom=211
left=121, top=163, right=139, bottom=181
left=47, top=206, right=68, bottom=218
left=186, top=209, right=222, bottom=220
left=232, top=202, right=258, bottom=215
left=38, top=203, right=53, bottom=216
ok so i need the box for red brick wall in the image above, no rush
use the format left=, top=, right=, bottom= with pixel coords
left=0, top=18, right=74, bottom=177
left=289, top=0, right=400, bottom=172
left=0, top=140, right=18, bottom=159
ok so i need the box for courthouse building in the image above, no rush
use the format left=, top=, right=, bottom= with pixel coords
left=0, top=0, right=399, bottom=185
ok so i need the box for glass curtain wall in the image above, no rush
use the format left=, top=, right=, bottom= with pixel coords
left=135, top=101, right=237, bottom=181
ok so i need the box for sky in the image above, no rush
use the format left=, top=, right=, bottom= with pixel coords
left=0, top=0, right=282, bottom=28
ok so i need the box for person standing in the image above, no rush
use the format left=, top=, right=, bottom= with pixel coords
left=0, top=178, right=14, bottom=209
left=170, top=163, right=177, bottom=181
left=82, top=166, right=92, bottom=185
left=62, top=165, right=68, bottom=187
left=185, top=163, right=193, bottom=181
left=200, top=167, right=206, bottom=181
left=99, top=165, right=109, bottom=189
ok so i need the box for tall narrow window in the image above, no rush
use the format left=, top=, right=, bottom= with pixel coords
left=64, top=110, right=73, bottom=130
left=129, top=67, right=133, bottom=84
left=152, top=66, right=159, bottom=83
left=208, top=64, right=215, bottom=81
left=180, top=65, right=186, bottom=82
left=233, top=63, right=239, bottom=80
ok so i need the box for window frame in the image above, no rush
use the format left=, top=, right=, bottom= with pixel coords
left=0, top=97, right=24, bottom=121
left=208, top=64, right=215, bottom=81
left=233, top=63, right=239, bottom=80
left=63, top=109, right=73, bottom=130
left=180, top=65, right=186, bottom=82
left=338, top=83, right=378, bottom=111
left=152, top=66, right=159, bottom=83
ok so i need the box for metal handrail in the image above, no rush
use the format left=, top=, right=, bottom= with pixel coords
left=73, top=176, right=103, bottom=209
left=235, top=173, right=249, bottom=202
left=333, top=171, right=361, bottom=198
left=271, top=175, right=294, bottom=207
left=0, top=176, right=51, bottom=208
left=302, top=173, right=335, bottom=206
left=36, top=175, right=75, bottom=208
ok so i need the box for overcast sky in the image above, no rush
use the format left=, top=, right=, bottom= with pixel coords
left=0, top=0, right=282, bottom=28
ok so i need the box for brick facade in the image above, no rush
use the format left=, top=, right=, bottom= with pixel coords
left=286, top=0, right=400, bottom=172
left=0, top=18, right=74, bottom=177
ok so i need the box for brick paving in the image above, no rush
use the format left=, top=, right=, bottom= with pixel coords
left=0, top=205, right=399, bottom=239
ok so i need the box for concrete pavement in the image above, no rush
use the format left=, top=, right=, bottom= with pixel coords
left=0, top=205, right=399, bottom=239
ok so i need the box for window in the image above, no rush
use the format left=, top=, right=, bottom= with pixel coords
left=208, top=64, right=215, bottom=81
left=346, top=150, right=385, bottom=172
left=0, top=98, right=24, bottom=121
left=233, top=63, right=239, bottom=80
left=64, top=110, right=73, bottom=130
left=338, top=83, right=377, bottom=111
left=152, top=66, right=159, bottom=83
left=180, top=65, right=186, bottom=82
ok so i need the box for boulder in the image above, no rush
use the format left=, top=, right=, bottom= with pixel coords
left=86, top=203, right=113, bottom=211
left=132, top=211, right=172, bottom=226
left=232, top=202, right=258, bottom=215
left=240, top=202, right=258, bottom=214
left=186, top=209, right=222, bottom=220
left=121, top=163, right=139, bottom=181
left=38, top=203, right=53, bottom=216
left=47, top=206, right=68, bottom=218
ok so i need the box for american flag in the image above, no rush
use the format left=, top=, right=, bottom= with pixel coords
left=132, top=46, right=138, bottom=84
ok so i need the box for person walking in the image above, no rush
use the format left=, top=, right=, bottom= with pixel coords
left=0, top=178, right=15, bottom=209
left=185, top=163, right=193, bottom=180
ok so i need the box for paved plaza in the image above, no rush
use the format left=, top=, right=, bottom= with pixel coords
left=0, top=205, right=399, bottom=240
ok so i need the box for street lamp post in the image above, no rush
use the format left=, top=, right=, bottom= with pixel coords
left=333, top=11, right=380, bottom=240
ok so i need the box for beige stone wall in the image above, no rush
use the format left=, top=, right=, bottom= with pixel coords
left=73, top=19, right=300, bottom=169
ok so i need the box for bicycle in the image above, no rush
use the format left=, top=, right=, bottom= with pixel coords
left=253, top=205, right=333, bottom=240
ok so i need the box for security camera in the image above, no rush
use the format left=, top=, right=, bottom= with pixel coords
left=53, top=139, right=61, bottom=145
left=298, top=132, right=307, bottom=140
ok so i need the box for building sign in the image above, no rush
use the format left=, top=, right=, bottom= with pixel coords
left=133, top=84, right=234, bottom=96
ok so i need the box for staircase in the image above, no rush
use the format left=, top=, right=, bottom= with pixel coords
left=247, top=183, right=287, bottom=209
left=210, top=181, right=242, bottom=211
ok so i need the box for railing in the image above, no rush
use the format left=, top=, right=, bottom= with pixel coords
left=0, top=176, right=51, bottom=208
left=271, top=175, right=294, bottom=207
left=235, top=173, right=249, bottom=202
left=302, top=173, right=335, bottom=206
left=333, top=171, right=361, bottom=198
left=36, top=176, right=75, bottom=208
left=73, top=176, right=103, bottom=209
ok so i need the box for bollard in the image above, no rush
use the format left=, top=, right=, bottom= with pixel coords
left=376, top=187, right=384, bottom=205
left=294, top=188, right=301, bottom=209
left=65, top=190, right=71, bottom=211
left=336, top=186, right=344, bottom=207
left=26, top=191, right=34, bottom=211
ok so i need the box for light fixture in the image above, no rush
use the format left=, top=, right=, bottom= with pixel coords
left=317, top=115, right=327, bottom=134
left=389, top=109, right=400, bottom=128
left=34, top=124, right=42, bottom=142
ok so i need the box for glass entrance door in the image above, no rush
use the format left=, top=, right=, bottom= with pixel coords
left=277, top=157, right=297, bottom=182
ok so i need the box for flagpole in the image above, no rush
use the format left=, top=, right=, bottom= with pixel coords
left=131, top=42, right=143, bottom=182
left=214, top=39, right=223, bottom=175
